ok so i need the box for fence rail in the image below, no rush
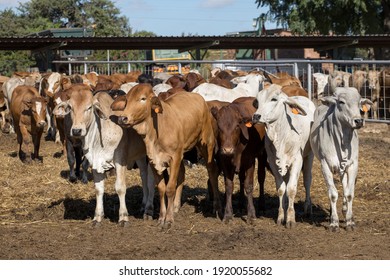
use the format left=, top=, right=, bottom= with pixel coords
left=52, top=59, right=390, bottom=123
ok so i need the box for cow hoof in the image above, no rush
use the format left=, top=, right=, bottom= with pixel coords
left=162, top=221, right=172, bottom=230
left=119, top=221, right=129, bottom=228
left=92, top=221, right=101, bottom=228
left=223, top=217, right=232, bottom=224
left=276, top=218, right=284, bottom=226
left=285, top=221, right=296, bottom=229
left=143, top=214, right=153, bottom=221
left=81, top=177, right=88, bottom=184
left=247, top=217, right=256, bottom=225
left=345, top=225, right=355, bottom=232
left=69, top=176, right=77, bottom=183
left=328, top=225, right=340, bottom=232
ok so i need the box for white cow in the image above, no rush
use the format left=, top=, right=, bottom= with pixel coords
left=252, top=84, right=315, bottom=228
left=312, top=72, right=329, bottom=99
left=192, top=73, right=265, bottom=102
left=53, top=85, right=155, bottom=226
left=310, top=87, right=373, bottom=231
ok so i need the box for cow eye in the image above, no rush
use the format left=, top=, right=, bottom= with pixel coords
left=271, top=98, right=277, bottom=102
left=86, top=106, right=92, bottom=111
left=339, top=100, right=345, bottom=105
left=140, top=97, right=147, bottom=102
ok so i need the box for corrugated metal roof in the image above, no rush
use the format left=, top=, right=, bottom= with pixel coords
left=0, top=34, right=390, bottom=51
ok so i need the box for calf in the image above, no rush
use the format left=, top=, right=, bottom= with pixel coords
left=310, top=87, right=372, bottom=231
left=210, top=97, right=266, bottom=223
left=111, top=84, right=222, bottom=228
left=252, top=85, right=315, bottom=228
left=10, top=85, right=47, bottom=163
left=54, top=84, right=155, bottom=225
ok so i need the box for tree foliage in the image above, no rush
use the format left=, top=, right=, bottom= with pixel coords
left=0, top=0, right=137, bottom=74
left=255, top=0, right=387, bottom=35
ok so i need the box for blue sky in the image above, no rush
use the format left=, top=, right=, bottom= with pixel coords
left=0, top=0, right=276, bottom=36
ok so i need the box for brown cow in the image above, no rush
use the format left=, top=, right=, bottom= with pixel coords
left=10, top=85, right=47, bottom=163
left=111, top=84, right=222, bottom=228
left=210, top=96, right=267, bottom=224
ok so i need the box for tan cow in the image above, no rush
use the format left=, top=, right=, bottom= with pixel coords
left=10, top=85, right=47, bottom=163
left=111, top=84, right=222, bottom=228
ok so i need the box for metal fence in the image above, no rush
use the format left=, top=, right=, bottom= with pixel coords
left=52, top=59, right=390, bottom=123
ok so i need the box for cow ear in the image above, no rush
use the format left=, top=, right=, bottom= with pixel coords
left=111, top=95, right=127, bottom=111
left=319, top=96, right=337, bottom=106
left=61, top=77, right=71, bottom=90
left=151, top=96, right=163, bottom=114
left=53, top=101, right=70, bottom=117
left=93, top=101, right=108, bottom=120
left=360, top=98, right=373, bottom=113
left=210, top=106, right=219, bottom=119
left=284, top=97, right=307, bottom=116
left=239, top=122, right=250, bottom=141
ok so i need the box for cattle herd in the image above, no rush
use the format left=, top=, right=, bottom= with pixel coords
left=0, top=67, right=382, bottom=232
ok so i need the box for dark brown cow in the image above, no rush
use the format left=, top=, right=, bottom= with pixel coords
left=10, top=85, right=47, bottom=163
left=111, top=84, right=222, bottom=228
left=184, top=72, right=205, bottom=91
left=211, top=97, right=267, bottom=223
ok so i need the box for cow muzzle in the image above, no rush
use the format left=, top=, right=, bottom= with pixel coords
left=118, top=116, right=129, bottom=125
left=353, top=118, right=364, bottom=129
left=252, top=114, right=261, bottom=124
left=72, top=128, right=82, bottom=137
left=37, top=121, right=46, bottom=128
left=221, top=146, right=235, bottom=156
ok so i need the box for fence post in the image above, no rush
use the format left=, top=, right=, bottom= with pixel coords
left=178, top=62, right=182, bottom=74
left=128, top=62, right=131, bottom=73
left=68, top=63, right=72, bottom=75
left=307, top=62, right=312, bottom=100
left=84, top=63, right=87, bottom=74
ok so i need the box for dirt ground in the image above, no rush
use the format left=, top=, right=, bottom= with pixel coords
left=0, top=123, right=389, bottom=260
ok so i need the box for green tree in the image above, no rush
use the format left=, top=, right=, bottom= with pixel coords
left=255, top=0, right=387, bottom=35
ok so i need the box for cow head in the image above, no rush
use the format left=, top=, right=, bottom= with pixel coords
left=41, top=72, right=62, bottom=98
left=53, top=84, right=94, bottom=137
left=111, top=84, right=155, bottom=128
left=23, top=96, right=47, bottom=129
left=320, top=87, right=373, bottom=129
left=211, top=105, right=250, bottom=156
left=252, top=85, right=306, bottom=126
left=367, top=70, right=380, bottom=90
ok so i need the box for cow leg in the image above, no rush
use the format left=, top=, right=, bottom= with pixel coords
left=32, top=130, right=43, bottom=162
left=343, top=163, right=358, bottom=231
left=114, top=161, right=129, bottom=227
left=74, top=146, right=83, bottom=180
left=136, top=158, right=155, bottom=220
left=66, top=141, right=77, bottom=183
left=285, top=159, right=303, bottom=229
left=302, top=153, right=314, bottom=219
left=240, top=165, right=256, bottom=224
left=275, top=175, right=286, bottom=226
left=222, top=165, right=235, bottom=223
left=80, top=157, right=89, bottom=184
left=151, top=166, right=167, bottom=227
left=257, top=153, right=267, bottom=213
left=321, top=160, right=339, bottom=232
left=163, top=156, right=182, bottom=228
left=19, top=125, right=32, bottom=163
left=198, top=143, right=222, bottom=219
left=92, top=171, right=106, bottom=226
left=173, top=161, right=185, bottom=213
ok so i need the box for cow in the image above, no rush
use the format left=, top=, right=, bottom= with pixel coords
left=10, top=85, right=47, bottom=163
left=210, top=97, right=267, bottom=224
left=53, top=84, right=155, bottom=225
left=310, top=87, right=373, bottom=232
left=366, top=70, right=380, bottom=119
left=252, top=84, right=315, bottom=228
left=111, top=84, right=222, bottom=229
left=192, top=73, right=265, bottom=102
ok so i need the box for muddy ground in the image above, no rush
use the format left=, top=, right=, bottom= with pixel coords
left=0, top=123, right=389, bottom=260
